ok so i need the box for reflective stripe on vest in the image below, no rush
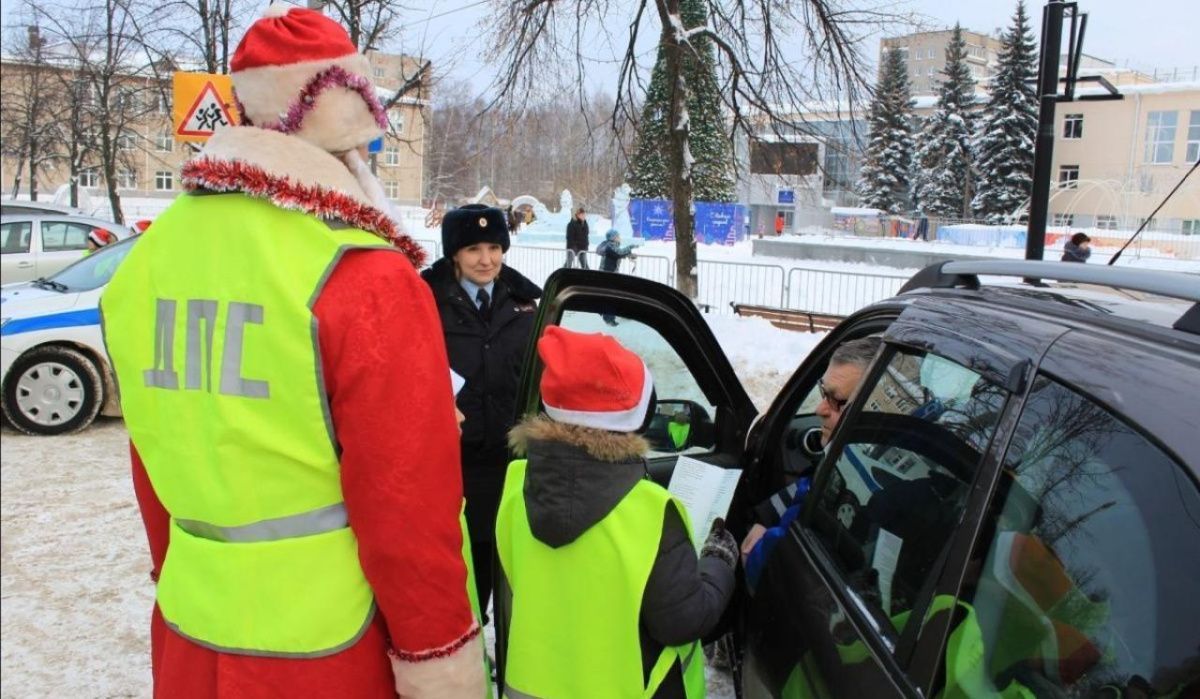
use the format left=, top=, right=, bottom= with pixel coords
left=496, top=459, right=706, bottom=699
left=102, top=192, right=391, bottom=656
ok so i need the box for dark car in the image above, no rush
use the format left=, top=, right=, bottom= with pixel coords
left=500, top=260, right=1200, bottom=698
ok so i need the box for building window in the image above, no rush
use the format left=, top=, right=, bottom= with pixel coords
left=1058, top=165, right=1080, bottom=189
left=79, top=168, right=99, bottom=188
left=383, top=145, right=400, bottom=166
left=1096, top=215, right=1118, bottom=230
left=1052, top=213, right=1074, bottom=227
left=388, top=109, right=404, bottom=133
left=1187, top=111, right=1200, bottom=163
left=1138, top=217, right=1156, bottom=230
left=383, top=180, right=399, bottom=199
left=374, top=66, right=386, bottom=79
left=116, top=169, right=137, bottom=190
left=155, top=132, right=173, bottom=152
left=155, top=93, right=170, bottom=114
left=1063, top=113, right=1083, bottom=139
left=117, top=132, right=137, bottom=152
left=155, top=170, right=174, bottom=191
left=1144, top=111, right=1177, bottom=164
left=927, top=67, right=935, bottom=76
left=1182, top=220, right=1199, bottom=235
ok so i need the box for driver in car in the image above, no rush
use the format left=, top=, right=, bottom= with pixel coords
left=740, top=335, right=882, bottom=590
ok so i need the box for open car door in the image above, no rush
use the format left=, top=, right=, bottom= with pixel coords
left=494, top=267, right=759, bottom=685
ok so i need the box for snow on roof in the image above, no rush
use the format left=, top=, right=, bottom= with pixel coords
left=1076, top=80, right=1200, bottom=97
left=832, top=206, right=883, bottom=216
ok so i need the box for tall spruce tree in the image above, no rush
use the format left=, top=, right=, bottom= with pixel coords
left=972, top=2, right=1038, bottom=222
left=629, top=0, right=735, bottom=202
left=857, top=47, right=916, bottom=213
left=913, top=24, right=977, bottom=218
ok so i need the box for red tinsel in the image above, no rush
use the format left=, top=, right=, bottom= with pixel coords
left=259, top=65, right=388, bottom=135
left=387, top=623, right=481, bottom=663
left=181, top=157, right=427, bottom=268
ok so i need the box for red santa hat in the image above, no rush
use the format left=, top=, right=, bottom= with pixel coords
left=537, top=326, right=654, bottom=433
left=88, top=228, right=113, bottom=247
left=230, top=3, right=386, bottom=153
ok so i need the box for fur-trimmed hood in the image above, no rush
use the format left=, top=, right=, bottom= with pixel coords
left=180, top=126, right=425, bottom=266
left=508, top=415, right=650, bottom=548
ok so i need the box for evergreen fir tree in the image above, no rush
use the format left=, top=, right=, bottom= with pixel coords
left=857, top=47, right=916, bottom=213
left=913, top=24, right=977, bottom=219
left=629, top=0, right=736, bottom=202
left=972, top=1, right=1038, bottom=223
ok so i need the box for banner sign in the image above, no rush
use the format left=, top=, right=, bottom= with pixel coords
left=629, top=199, right=748, bottom=245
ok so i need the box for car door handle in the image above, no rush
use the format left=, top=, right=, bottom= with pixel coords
left=17, top=261, right=34, bottom=268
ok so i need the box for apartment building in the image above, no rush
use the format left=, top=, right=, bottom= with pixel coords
left=881, top=29, right=1004, bottom=95
left=0, top=49, right=428, bottom=209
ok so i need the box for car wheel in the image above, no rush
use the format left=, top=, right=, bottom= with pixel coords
left=2, top=346, right=103, bottom=436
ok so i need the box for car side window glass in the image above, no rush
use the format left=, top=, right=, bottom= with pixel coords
left=938, top=376, right=1200, bottom=698
left=2, top=221, right=33, bottom=254
left=41, top=222, right=92, bottom=252
left=558, top=309, right=717, bottom=457
left=808, top=348, right=1007, bottom=644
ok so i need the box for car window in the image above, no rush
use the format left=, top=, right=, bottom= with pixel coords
left=2, top=221, right=32, bottom=254
left=807, top=348, right=1008, bottom=645
left=40, top=221, right=94, bottom=252
left=938, top=376, right=1200, bottom=698
left=558, top=309, right=717, bottom=458
left=50, top=236, right=137, bottom=291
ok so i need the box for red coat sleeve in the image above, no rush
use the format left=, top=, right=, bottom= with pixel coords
left=130, top=443, right=169, bottom=581
left=314, top=248, right=476, bottom=655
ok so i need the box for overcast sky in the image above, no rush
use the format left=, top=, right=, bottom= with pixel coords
left=406, top=0, right=1198, bottom=99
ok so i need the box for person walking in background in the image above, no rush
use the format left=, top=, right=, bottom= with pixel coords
left=100, top=6, right=487, bottom=696
left=596, top=229, right=638, bottom=326
left=1061, top=232, right=1092, bottom=263
left=495, top=327, right=737, bottom=698
left=912, top=211, right=930, bottom=241
left=774, top=212, right=785, bottom=236
left=565, top=206, right=590, bottom=268
left=422, top=203, right=543, bottom=619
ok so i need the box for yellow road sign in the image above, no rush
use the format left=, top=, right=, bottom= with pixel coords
left=173, top=72, right=239, bottom=143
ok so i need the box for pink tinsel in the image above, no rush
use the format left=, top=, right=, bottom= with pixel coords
left=259, top=65, right=388, bottom=135
left=181, top=157, right=426, bottom=268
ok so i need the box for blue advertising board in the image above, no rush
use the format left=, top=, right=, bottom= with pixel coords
left=629, top=198, right=748, bottom=245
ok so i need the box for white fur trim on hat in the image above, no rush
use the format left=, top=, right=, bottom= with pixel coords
left=262, top=2, right=290, bottom=18
left=233, top=53, right=381, bottom=153
left=543, top=363, right=654, bottom=433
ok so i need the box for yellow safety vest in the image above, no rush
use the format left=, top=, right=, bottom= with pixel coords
left=102, top=192, right=392, bottom=656
left=495, top=459, right=706, bottom=699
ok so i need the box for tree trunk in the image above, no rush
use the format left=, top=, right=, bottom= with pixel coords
left=658, top=0, right=698, bottom=300
left=11, top=153, right=27, bottom=200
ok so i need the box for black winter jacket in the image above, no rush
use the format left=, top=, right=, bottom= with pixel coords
left=496, top=417, right=735, bottom=698
left=1061, top=241, right=1091, bottom=263
left=421, top=259, right=542, bottom=449
left=566, top=217, right=590, bottom=252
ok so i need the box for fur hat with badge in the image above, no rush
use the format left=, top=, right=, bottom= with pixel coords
left=441, top=204, right=511, bottom=259
left=537, top=326, right=655, bottom=433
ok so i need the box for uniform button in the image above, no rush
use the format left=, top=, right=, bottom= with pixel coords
left=484, top=343, right=490, bottom=349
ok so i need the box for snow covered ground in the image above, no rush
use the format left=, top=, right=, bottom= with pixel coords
left=0, top=314, right=821, bottom=697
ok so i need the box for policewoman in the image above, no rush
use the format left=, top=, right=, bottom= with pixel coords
left=101, top=5, right=486, bottom=696
left=422, top=204, right=542, bottom=613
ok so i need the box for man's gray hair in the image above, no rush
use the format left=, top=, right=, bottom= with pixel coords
left=830, top=335, right=883, bottom=370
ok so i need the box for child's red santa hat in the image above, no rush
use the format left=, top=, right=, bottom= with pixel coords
left=538, top=326, right=654, bottom=433
left=230, top=3, right=386, bottom=153
left=88, top=228, right=113, bottom=247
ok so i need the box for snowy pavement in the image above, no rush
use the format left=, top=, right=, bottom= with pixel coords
left=0, top=314, right=814, bottom=697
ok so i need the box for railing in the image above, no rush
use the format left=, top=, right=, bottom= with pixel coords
left=575, top=250, right=675, bottom=287
left=696, top=260, right=787, bottom=312
left=412, top=238, right=441, bottom=263
left=503, top=245, right=576, bottom=288
left=785, top=266, right=909, bottom=316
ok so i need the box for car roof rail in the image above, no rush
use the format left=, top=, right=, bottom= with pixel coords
left=900, top=260, right=1200, bottom=304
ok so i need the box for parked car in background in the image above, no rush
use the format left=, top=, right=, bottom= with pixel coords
left=501, top=261, right=1200, bottom=699
left=0, top=200, right=84, bottom=217
left=1, top=235, right=137, bottom=435
left=1, top=212, right=131, bottom=284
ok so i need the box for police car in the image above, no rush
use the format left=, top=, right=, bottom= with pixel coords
left=1, top=236, right=136, bottom=435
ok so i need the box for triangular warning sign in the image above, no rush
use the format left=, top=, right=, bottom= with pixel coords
left=176, top=82, right=235, bottom=138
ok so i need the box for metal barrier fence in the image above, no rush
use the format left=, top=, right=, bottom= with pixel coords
left=696, top=260, right=787, bottom=312
left=412, top=238, right=441, bottom=263
left=785, top=266, right=909, bottom=316
left=503, top=245, right=576, bottom=288
left=575, top=250, right=675, bottom=287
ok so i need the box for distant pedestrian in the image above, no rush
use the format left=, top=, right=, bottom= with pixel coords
left=596, top=229, right=638, bottom=326
left=912, top=212, right=929, bottom=241
left=565, top=206, right=590, bottom=268
left=1061, top=232, right=1092, bottom=263
left=774, top=212, right=785, bottom=236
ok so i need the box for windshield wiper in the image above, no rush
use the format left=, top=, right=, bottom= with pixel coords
left=32, top=277, right=69, bottom=292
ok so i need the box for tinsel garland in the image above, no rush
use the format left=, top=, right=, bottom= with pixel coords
left=243, top=65, right=388, bottom=135
left=387, top=623, right=482, bottom=663
left=182, top=157, right=426, bottom=268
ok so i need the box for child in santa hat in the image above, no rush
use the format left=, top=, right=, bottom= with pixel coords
left=495, top=326, right=737, bottom=697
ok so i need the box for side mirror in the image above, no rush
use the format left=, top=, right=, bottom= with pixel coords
left=644, top=399, right=714, bottom=453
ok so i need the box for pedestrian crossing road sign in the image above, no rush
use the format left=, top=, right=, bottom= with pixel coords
left=173, top=72, right=240, bottom=142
